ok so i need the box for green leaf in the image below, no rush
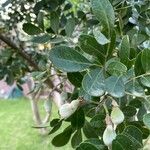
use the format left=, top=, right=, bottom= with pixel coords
left=49, top=120, right=63, bottom=134
left=112, top=134, right=134, bottom=150
left=106, top=60, right=127, bottom=76
left=50, top=119, right=60, bottom=127
left=82, top=68, right=105, bottom=96
left=119, top=35, right=130, bottom=67
left=122, top=125, right=143, bottom=149
left=83, top=121, right=99, bottom=139
left=141, top=49, right=150, bottom=73
left=93, top=28, right=110, bottom=45
left=49, top=46, right=92, bottom=72
left=71, top=129, right=82, bottom=148
left=37, top=11, right=44, bottom=29
left=23, top=23, right=43, bottom=35
left=79, top=34, right=105, bottom=64
left=71, top=108, right=85, bottom=129
left=143, top=113, right=150, bottom=129
left=84, top=139, right=106, bottom=150
left=129, top=98, right=142, bottom=108
left=105, top=76, right=125, bottom=98
left=90, top=114, right=106, bottom=136
left=122, top=106, right=137, bottom=117
left=50, top=12, right=59, bottom=33
left=79, top=88, right=92, bottom=101
left=52, top=126, right=73, bottom=147
left=137, top=104, right=147, bottom=121
left=67, top=72, right=83, bottom=87
left=76, top=142, right=99, bottom=150
left=31, top=34, right=51, bottom=43
left=91, top=0, right=115, bottom=30
left=125, top=80, right=145, bottom=97
left=107, top=30, right=116, bottom=58
left=65, top=18, right=75, bottom=37
left=49, top=37, right=64, bottom=44
left=140, top=75, right=150, bottom=88
left=134, top=52, right=145, bottom=76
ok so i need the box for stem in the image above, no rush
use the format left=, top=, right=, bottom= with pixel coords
left=125, top=92, right=146, bottom=99
left=103, top=103, right=109, bottom=115
left=118, top=13, right=123, bottom=37
left=115, top=6, right=132, bottom=11
left=126, top=73, right=150, bottom=84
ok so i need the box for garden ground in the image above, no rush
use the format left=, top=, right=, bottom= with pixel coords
left=0, top=99, right=71, bottom=150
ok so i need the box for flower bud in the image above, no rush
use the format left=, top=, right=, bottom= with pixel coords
left=103, top=124, right=116, bottom=146
left=59, top=100, right=80, bottom=119
left=111, top=106, right=124, bottom=125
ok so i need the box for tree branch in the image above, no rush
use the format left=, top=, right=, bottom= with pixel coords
left=0, top=33, right=39, bottom=70
left=0, top=33, right=53, bottom=88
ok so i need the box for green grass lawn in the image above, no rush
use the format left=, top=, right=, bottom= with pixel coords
left=0, top=99, right=72, bottom=150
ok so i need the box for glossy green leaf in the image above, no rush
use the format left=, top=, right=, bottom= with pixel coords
left=91, top=0, right=115, bottom=30
left=71, top=108, right=85, bottom=129
left=140, top=75, right=150, bottom=88
left=49, top=119, right=63, bottom=134
left=143, top=113, right=150, bottom=129
left=31, top=34, right=51, bottom=43
left=37, top=11, right=44, bottom=29
left=112, top=134, right=134, bottom=150
left=49, top=46, right=92, bottom=72
left=71, top=129, right=82, bottom=148
left=122, top=125, right=143, bottom=149
left=79, top=34, right=105, bottom=64
left=83, top=121, right=99, bottom=139
left=52, top=126, right=73, bottom=147
left=79, top=88, right=92, bottom=101
left=23, top=23, right=42, bottom=35
left=137, top=104, right=147, bottom=121
left=93, top=28, right=110, bottom=45
left=50, top=119, right=60, bottom=127
left=90, top=114, right=106, bottom=136
left=122, top=106, right=137, bottom=117
left=84, top=139, right=106, bottom=150
left=119, top=35, right=130, bottom=67
left=50, top=12, right=59, bottom=33
left=125, top=80, right=145, bottom=97
left=106, top=60, right=127, bottom=76
left=129, top=98, right=142, bottom=108
left=107, top=30, right=116, bottom=58
left=105, top=76, right=125, bottom=98
left=134, top=52, right=145, bottom=76
left=76, top=142, right=99, bottom=150
left=141, top=49, right=150, bottom=73
left=82, top=68, right=105, bottom=96
left=65, top=18, right=75, bottom=37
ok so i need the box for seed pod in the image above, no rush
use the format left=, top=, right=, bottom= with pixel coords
left=111, top=106, right=124, bottom=125
left=103, top=124, right=116, bottom=146
left=70, top=99, right=80, bottom=110
left=59, top=103, right=73, bottom=119
left=59, top=100, right=80, bottom=119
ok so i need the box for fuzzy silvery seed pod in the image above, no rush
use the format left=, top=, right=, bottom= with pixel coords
left=59, top=100, right=80, bottom=119
left=111, top=106, right=124, bottom=125
left=103, top=124, right=116, bottom=146
left=70, top=100, right=80, bottom=110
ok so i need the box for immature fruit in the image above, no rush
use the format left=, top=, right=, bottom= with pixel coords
left=111, top=106, right=124, bottom=125
left=59, top=100, right=80, bottom=119
left=70, top=100, right=80, bottom=110
left=103, top=124, right=116, bottom=146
